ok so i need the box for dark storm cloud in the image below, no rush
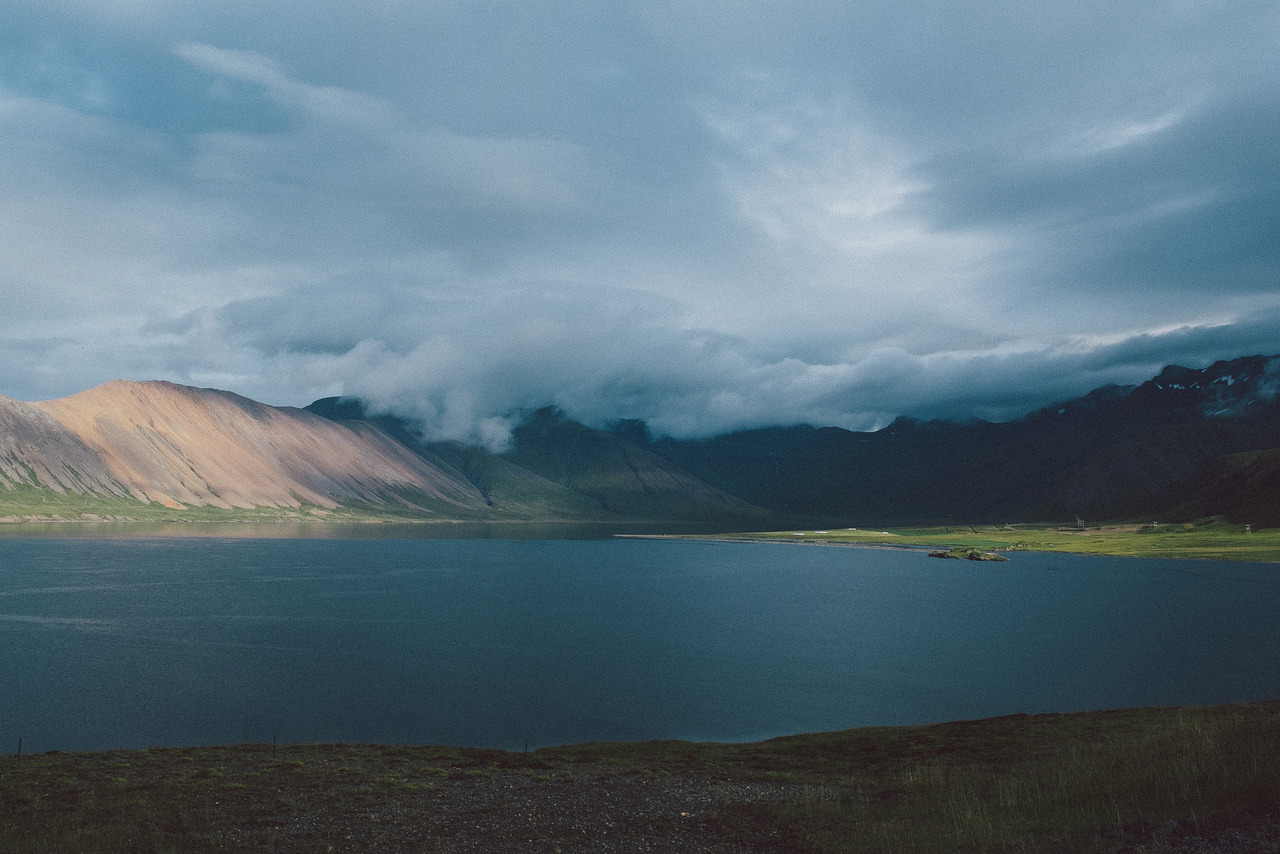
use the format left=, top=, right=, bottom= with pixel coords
left=924, top=90, right=1280, bottom=298
left=0, top=1, right=1277, bottom=441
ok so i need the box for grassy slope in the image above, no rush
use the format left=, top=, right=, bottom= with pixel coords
left=0, top=482, right=617, bottom=525
left=710, top=518, right=1280, bottom=562
left=1, top=700, right=1277, bottom=853
left=0, top=485, right=481, bottom=525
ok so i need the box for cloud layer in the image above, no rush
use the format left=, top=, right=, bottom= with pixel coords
left=2, top=2, right=1278, bottom=445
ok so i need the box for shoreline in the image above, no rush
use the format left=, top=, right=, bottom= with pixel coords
left=2, top=513, right=1276, bottom=561
left=615, top=532, right=938, bottom=552
left=617, top=524, right=1280, bottom=563
left=12, top=694, right=1275, bottom=757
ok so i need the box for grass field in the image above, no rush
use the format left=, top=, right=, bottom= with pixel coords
left=4, top=482, right=1276, bottom=562
left=2, top=700, right=1277, bottom=852
left=0, top=485, right=601, bottom=526
left=0, top=485, right=427, bottom=525
left=709, top=518, right=1280, bottom=562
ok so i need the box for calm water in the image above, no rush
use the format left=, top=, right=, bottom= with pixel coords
left=2, top=533, right=1279, bottom=753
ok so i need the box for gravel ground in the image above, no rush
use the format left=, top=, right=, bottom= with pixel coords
left=8, top=704, right=1277, bottom=854
left=1112, top=814, right=1280, bottom=854
left=211, top=764, right=803, bottom=852
left=205, top=764, right=1280, bottom=853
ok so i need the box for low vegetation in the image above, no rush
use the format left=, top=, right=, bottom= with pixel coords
left=5, top=487, right=1277, bottom=564
left=0, top=484, right=415, bottom=525
left=714, top=517, right=1280, bottom=562
left=1, top=701, right=1277, bottom=852
left=0, top=486, right=571, bottom=528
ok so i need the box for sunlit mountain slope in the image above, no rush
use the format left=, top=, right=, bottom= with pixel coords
left=30, top=380, right=486, bottom=512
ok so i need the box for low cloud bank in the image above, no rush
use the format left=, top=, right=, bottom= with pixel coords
left=190, top=286, right=1280, bottom=450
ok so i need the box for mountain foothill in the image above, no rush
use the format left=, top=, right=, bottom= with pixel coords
left=3, top=355, right=1280, bottom=528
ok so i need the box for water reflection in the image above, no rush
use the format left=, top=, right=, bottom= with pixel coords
left=0, top=520, right=758, bottom=540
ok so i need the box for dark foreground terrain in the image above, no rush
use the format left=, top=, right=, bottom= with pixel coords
left=3, top=700, right=1279, bottom=853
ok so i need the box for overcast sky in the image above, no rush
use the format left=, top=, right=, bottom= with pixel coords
left=2, top=2, right=1277, bottom=446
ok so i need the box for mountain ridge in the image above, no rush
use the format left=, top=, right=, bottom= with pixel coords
left=302, top=399, right=762, bottom=522
left=3, top=355, right=1280, bottom=526
left=651, top=354, right=1280, bottom=525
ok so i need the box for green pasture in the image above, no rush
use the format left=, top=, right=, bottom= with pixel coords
left=719, top=518, right=1280, bottom=562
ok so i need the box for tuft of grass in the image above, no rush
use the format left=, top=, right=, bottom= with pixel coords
left=755, top=703, right=1280, bottom=852
left=356, top=775, right=437, bottom=795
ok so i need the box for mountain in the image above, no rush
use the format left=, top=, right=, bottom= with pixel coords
left=10, top=380, right=490, bottom=515
left=1154, top=448, right=1280, bottom=528
left=501, top=407, right=763, bottom=521
left=652, top=355, right=1280, bottom=526
left=303, top=400, right=763, bottom=522
left=303, top=396, right=616, bottom=520
left=0, top=393, right=132, bottom=498
left=310, top=354, right=1280, bottom=527
left=4, top=356, right=1280, bottom=526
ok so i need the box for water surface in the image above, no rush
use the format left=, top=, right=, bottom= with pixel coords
left=2, top=535, right=1278, bottom=753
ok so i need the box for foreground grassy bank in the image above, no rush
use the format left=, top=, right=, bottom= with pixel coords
left=3, top=700, right=1278, bottom=853
left=706, top=519, right=1280, bottom=562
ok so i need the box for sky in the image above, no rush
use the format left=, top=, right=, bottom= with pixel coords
left=1, top=1, right=1278, bottom=447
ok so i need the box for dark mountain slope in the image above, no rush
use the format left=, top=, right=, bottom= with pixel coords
left=1154, top=448, right=1280, bottom=528
left=653, top=355, right=1280, bottom=525
left=304, top=400, right=765, bottom=522
left=504, top=408, right=765, bottom=522
left=305, top=397, right=611, bottom=520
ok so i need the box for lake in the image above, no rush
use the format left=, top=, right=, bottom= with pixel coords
left=2, top=529, right=1279, bottom=754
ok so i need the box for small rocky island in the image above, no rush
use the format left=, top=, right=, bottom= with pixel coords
left=927, top=547, right=1010, bottom=561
